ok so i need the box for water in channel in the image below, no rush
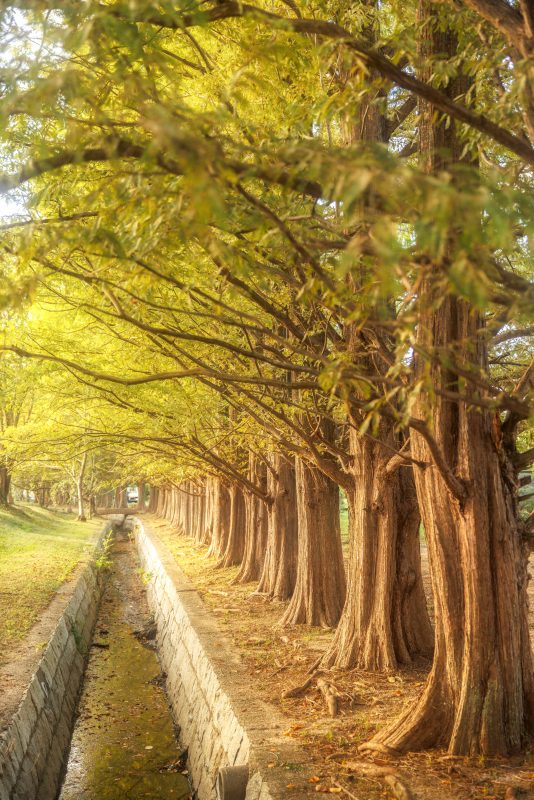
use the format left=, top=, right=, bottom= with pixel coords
left=59, top=531, right=191, bottom=800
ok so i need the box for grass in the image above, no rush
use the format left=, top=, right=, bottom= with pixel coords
left=339, top=507, right=348, bottom=545
left=0, top=504, right=101, bottom=661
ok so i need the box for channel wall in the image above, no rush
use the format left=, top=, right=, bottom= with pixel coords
left=0, top=523, right=110, bottom=800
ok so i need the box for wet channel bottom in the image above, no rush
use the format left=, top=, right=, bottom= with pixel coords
left=59, top=534, right=191, bottom=800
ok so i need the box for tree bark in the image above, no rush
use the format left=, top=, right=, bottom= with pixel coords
left=235, top=455, right=269, bottom=583
left=218, top=482, right=247, bottom=567
left=207, top=478, right=231, bottom=560
left=76, top=452, right=87, bottom=521
left=0, top=466, right=11, bottom=506
left=280, top=457, right=346, bottom=627
left=257, top=453, right=298, bottom=600
left=137, top=482, right=145, bottom=510
left=322, top=432, right=433, bottom=669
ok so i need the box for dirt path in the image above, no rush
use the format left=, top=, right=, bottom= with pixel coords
left=150, top=516, right=534, bottom=800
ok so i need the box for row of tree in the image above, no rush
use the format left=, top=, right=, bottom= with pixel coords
left=0, top=0, right=533, bottom=757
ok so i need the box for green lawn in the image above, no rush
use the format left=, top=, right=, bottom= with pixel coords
left=0, top=505, right=101, bottom=661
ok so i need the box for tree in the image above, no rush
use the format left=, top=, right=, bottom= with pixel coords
left=365, top=2, right=534, bottom=755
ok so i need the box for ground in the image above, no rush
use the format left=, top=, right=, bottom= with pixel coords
left=148, top=514, right=534, bottom=800
left=2, top=507, right=533, bottom=799
left=0, top=504, right=101, bottom=667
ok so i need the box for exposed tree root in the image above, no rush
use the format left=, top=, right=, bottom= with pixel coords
left=333, top=782, right=360, bottom=800
left=358, top=740, right=402, bottom=757
left=383, top=772, right=415, bottom=800
left=281, top=671, right=342, bottom=716
left=307, top=654, right=322, bottom=674
left=342, top=761, right=414, bottom=800
left=317, top=677, right=339, bottom=717
left=281, top=672, right=319, bottom=698
left=504, top=788, right=521, bottom=800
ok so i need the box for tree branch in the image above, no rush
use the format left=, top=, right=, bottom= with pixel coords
left=128, top=1, right=534, bottom=164
left=387, top=95, right=417, bottom=138
left=0, top=344, right=319, bottom=390
left=408, top=417, right=468, bottom=502
left=0, top=141, right=145, bottom=193
left=460, top=0, right=533, bottom=56
left=514, top=447, right=534, bottom=471
left=1, top=1, right=533, bottom=161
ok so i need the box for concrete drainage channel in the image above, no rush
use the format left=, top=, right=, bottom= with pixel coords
left=57, top=526, right=191, bottom=800
left=0, top=517, right=304, bottom=800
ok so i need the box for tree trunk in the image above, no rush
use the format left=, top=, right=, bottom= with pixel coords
left=189, top=480, right=206, bottom=543
left=76, top=452, right=87, bottom=521
left=318, top=1, right=431, bottom=667
left=235, top=455, right=268, bottom=583
left=199, top=481, right=208, bottom=543
left=207, top=478, right=231, bottom=560
left=171, top=486, right=181, bottom=529
left=137, top=482, right=145, bottom=510
left=202, top=477, right=216, bottom=546
left=0, top=466, right=11, bottom=506
left=159, top=487, right=167, bottom=517
left=322, top=433, right=432, bottom=669
left=374, top=299, right=534, bottom=754
left=369, top=2, right=534, bottom=755
left=218, top=483, right=247, bottom=567
left=257, top=454, right=298, bottom=601
left=280, top=457, right=346, bottom=627
left=392, top=468, right=434, bottom=664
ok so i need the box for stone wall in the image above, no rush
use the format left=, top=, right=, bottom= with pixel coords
left=135, top=520, right=306, bottom=800
left=0, top=524, right=110, bottom=800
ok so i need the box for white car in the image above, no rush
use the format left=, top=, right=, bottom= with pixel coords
left=126, top=489, right=138, bottom=505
